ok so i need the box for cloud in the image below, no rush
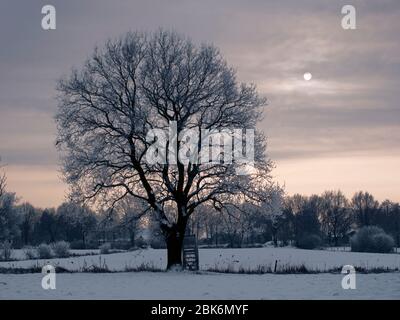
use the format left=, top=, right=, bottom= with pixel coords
left=0, top=0, right=399, bottom=205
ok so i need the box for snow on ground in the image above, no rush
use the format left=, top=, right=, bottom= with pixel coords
left=200, top=247, right=400, bottom=272
left=0, top=272, right=399, bottom=299
left=1, top=248, right=399, bottom=299
left=1, top=247, right=400, bottom=272
left=9, top=249, right=100, bottom=261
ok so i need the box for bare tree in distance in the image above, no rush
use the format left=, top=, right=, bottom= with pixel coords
left=18, top=202, right=39, bottom=246
left=352, top=191, right=379, bottom=227
left=115, top=196, right=149, bottom=247
left=0, top=159, right=20, bottom=244
left=260, top=186, right=284, bottom=246
left=56, top=30, right=274, bottom=269
left=218, top=184, right=284, bottom=247
left=56, top=202, right=97, bottom=246
left=0, top=158, right=6, bottom=198
left=320, top=190, right=352, bottom=246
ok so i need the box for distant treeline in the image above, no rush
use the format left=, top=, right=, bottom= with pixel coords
left=187, top=190, right=400, bottom=249
left=0, top=188, right=399, bottom=249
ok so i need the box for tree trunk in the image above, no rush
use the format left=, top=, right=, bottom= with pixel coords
left=272, top=226, right=278, bottom=247
left=159, top=204, right=188, bottom=270
left=129, top=231, right=135, bottom=247
left=82, top=232, right=86, bottom=246
left=215, top=225, right=218, bottom=246
left=334, top=235, right=338, bottom=247
left=166, top=229, right=184, bottom=270
left=23, top=226, right=29, bottom=246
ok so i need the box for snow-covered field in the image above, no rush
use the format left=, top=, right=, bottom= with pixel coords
left=1, top=247, right=400, bottom=272
left=1, top=272, right=399, bottom=299
left=8, top=249, right=100, bottom=261
left=1, top=248, right=399, bottom=299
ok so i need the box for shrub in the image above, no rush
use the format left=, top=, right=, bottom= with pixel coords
left=351, top=226, right=394, bottom=253
left=372, top=233, right=395, bottom=253
left=37, top=243, right=53, bottom=259
left=23, top=246, right=37, bottom=259
left=52, top=241, right=71, bottom=258
left=0, top=241, right=13, bottom=261
left=296, top=234, right=322, bottom=250
left=99, top=242, right=111, bottom=254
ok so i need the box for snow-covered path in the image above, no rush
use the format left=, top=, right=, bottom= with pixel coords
left=1, top=272, right=399, bottom=299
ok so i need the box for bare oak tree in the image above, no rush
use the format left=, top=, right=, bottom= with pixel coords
left=56, top=30, right=273, bottom=269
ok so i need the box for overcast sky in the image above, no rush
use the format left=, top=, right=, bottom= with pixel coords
left=0, top=0, right=399, bottom=207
